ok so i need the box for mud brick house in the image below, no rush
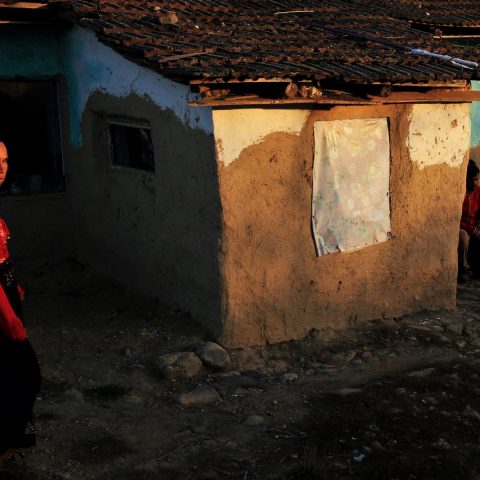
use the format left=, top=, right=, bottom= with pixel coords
left=1, top=1, right=480, bottom=347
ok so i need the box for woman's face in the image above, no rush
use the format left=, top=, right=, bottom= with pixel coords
left=467, top=173, right=479, bottom=193
left=0, top=143, right=8, bottom=187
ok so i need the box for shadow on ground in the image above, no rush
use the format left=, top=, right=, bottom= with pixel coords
left=2, top=260, right=480, bottom=479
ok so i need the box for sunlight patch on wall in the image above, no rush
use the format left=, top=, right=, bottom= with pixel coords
left=213, top=109, right=309, bottom=166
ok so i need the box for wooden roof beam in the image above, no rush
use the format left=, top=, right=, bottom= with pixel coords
left=0, top=2, right=47, bottom=8
left=190, top=88, right=480, bottom=107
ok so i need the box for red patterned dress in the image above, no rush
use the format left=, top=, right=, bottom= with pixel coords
left=0, top=218, right=41, bottom=450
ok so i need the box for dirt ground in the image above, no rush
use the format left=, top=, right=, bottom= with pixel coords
left=3, top=259, right=480, bottom=479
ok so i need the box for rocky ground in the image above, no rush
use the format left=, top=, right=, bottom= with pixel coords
left=2, top=260, right=480, bottom=479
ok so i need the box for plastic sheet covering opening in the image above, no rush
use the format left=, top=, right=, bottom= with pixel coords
left=312, top=118, right=391, bottom=256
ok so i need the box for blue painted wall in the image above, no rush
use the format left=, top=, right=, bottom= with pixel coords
left=0, top=27, right=63, bottom=77
left=471, top=81, right=480, bottom=148
left=58, top=27, right=213, bottom=147
left=0, top=25, right=212, bottom=148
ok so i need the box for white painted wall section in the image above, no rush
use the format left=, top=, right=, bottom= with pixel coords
left=407, top=103, right=471, bottom=169
left=212, top=109, right=309, bottom=166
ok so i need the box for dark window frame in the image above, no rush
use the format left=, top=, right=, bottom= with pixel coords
left=0, top=77, right=64, bottom=195
left=106, top=119, right=155, bottom=174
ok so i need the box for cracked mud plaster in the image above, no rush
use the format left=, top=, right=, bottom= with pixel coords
left=407, top=103, right=470, bottom=170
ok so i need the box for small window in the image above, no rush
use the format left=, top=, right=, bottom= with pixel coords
left=312, top=118, right=391, bottom=256
left=0, top=80, right=64, bottom=194
left=108, top=122, right=155, bottom=173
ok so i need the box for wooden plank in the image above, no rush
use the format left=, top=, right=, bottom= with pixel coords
left=373, top=80, right=468, bottom=88
left=190, top=78, right=294, bottom=85
left=435, top=35, right=480, bottom=39
left=189, top=89, right=480, bottom=107
left=189, top=98, right=378, bottom=107
left=192, top=79, right=466, bottom=88
left=368, top=90, right=480, bottom=103
left=0, top=2, right=46, bottom=8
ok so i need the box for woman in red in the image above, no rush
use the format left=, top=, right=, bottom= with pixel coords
left=0, top=141, right=41, bottom=462
left=459, top=159, right=480, bottom=281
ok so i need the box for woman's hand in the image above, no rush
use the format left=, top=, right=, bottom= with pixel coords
left=17, top=284, right=25, bottom=301
left=6, top=316, right=26, bottom=341
left=0, top=285, right=26, bottom=341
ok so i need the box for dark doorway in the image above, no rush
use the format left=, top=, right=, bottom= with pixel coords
left=0, top=79, right=64, bottom=194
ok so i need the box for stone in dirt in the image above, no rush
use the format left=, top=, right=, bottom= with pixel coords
left=432, top=332, right=451, bottom=343
left=446, top=323, right=464, bottom=335
left=178, top=385, right=221, bottom=407
left=267, top=359, right=289, bottom=373
left=463, top=404, right=480, bottom=421
left=215, top=370, right=240, bottom=378
left=409, top=324, right=433, bottom=332
left=281, top=373, right=299, bottom=382
left=377, top=318, right=397, bottom=330
left=407, top=367, right=436, bottom=378
left=212, top=374, right=259, bottom=397
left=331, top=350, right=357, bottom=364
left=155, top=352, right=203, bottom=379
left=233, top=386, right=250, bottom=396
left=202, top=439, right=218, bottom=449
left=199, top=472, right=219, bottom=480
left=243, top=415, right=265, bottom=426
left=58, top=388, right=84, bottom=403
left=433, top=438, right=452, bottom=449
left=335, top=388, right=363, bottom=396
left=196, top=341, right=231, bottom=370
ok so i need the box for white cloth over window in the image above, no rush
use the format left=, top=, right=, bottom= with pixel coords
left=312, top=118, right=391, bottom=256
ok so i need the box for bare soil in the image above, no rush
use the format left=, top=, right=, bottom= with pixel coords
left=2, top=260, right=480, bottom=479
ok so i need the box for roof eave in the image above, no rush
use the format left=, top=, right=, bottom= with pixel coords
left=190, top=87, right=480, bottom=107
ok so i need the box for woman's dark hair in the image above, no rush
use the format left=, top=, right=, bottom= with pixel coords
left=468, top=159, right=480, bottom=179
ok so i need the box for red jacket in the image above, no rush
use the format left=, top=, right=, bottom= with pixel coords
left=461, top=186, right=480, bottom=236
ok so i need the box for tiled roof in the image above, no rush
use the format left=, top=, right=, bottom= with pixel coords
left=49, top=0, right=480, bottom=85
left=375, top=1, right=480, bottom=29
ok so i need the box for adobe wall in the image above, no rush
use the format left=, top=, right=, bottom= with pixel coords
left=62, top=26, right=222, bottom=335
left=1, top=194, right=73, bottom=269
left=213, top=104, right=470, bottom=347
left=71, top=92, right=222, bottom=335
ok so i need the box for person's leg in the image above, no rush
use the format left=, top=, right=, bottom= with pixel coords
left=468, top=234, right=480, bottom=277
left=459, top=229, right=471, bottom=281
left=0, top=339, right=40, bottom=451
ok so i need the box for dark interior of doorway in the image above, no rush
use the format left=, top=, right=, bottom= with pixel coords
left=0, top=79, right=64, bottom=195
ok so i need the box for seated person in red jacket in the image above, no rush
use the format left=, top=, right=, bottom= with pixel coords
left=459, top=159, right=480, bottom=281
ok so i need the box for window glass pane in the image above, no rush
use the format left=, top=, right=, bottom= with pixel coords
left=0, top=80, right=64, bottom=194
left=109, top=123, right=155, bottom=173
left=312, top=118, right=391, bottom=256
